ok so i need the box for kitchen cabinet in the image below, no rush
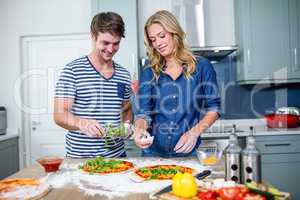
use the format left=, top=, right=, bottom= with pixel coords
left=91, top=0, right=138, bottom=77
left=234, top=0, right=300, bottom=84
left=255, top=134, right=300, bottom=199
left=0, top=137, right=19, bottom=179
left=289, top=0, right=300, bottom=79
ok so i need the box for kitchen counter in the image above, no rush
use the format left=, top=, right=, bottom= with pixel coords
left=201, top=118, right=300, bottom=139
left=0, top=130, right=19, bottom=142
left=7, top=157, right=224, bottom=200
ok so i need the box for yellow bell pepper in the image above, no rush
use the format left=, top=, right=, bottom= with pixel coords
left=172, top=172, right=197, bottom=198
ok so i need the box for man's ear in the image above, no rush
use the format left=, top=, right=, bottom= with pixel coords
left=91, top=33, right=97, bottom=42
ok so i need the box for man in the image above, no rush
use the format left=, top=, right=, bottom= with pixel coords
left=54, top=12, right=132, bottom=158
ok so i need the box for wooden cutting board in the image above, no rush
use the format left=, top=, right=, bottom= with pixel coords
left=157, top=191, right=198, bottom=200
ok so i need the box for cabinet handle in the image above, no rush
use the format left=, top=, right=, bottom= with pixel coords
left=294, top=48, right=298, bottom=68
left=264, top=143, right=291, bottom=147
left=247, top=49, right=252, bottom=72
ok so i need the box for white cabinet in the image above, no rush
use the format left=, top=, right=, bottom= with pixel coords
left=91, top=0, right=138, bottom=77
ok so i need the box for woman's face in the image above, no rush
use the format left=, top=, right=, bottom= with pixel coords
left=147, top=23, right=175, bottom=58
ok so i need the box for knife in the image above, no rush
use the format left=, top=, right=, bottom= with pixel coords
left=153, top=170, right=211, bottom=197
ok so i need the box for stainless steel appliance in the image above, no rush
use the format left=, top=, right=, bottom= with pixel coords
left=0, top=107, right=7, bottom=135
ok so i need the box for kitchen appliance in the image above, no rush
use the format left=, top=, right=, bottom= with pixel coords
left=0, top=107, right=7, bottom=135
left=139, top=0, right=237, bottom=62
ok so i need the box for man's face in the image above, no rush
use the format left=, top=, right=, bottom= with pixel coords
left=93, top=32, right=121, bottom=62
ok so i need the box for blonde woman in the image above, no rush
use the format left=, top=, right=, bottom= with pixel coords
left=134, top=10, right=220, bottom=157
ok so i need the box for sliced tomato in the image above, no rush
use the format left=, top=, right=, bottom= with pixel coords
left=243, top=193, right=267, bottom=200
left=197, top=190, right=218, bottom=200
left=218, top=187, right=241, bottom=200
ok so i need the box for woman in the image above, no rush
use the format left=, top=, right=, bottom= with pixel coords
left=134, top=10, right=221, bottom=157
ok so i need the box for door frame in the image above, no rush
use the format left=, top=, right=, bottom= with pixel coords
left=20, top=33, right=90, bottom=167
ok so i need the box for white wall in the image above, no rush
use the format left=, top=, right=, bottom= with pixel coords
left=0, top=0, right=91, bottom=132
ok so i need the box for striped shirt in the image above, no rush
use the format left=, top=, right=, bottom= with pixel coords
left=55, top=56, right=131, bottom=158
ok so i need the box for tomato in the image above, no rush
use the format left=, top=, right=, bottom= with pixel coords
left=197, top=191, right=218, bottom=200
left=243, top=193, right=267, bottom=200
left=234, top=192, right=247, bottom=200
left=218, top=187, right=241, bottom=200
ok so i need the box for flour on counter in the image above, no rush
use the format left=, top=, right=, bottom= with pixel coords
left=41, top=158, right=206, bottom=199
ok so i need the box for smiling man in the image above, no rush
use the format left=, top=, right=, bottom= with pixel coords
left=54, top=12, right=132, bottom=158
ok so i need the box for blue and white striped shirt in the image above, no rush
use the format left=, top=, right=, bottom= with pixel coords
left=55, top=56, right=131, bottom=158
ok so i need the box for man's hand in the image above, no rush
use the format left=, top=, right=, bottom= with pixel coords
left=78, top=119, right=105, bottom=138
left=134, top=128, right=154, bottom=149
left=174, top=132, right=199, bottom=153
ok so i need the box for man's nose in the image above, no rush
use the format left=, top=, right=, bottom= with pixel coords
left=107, top=44, right=114, bottom=53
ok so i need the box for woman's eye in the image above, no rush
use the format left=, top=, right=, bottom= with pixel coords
left=159, top=33, right=165, bottom=38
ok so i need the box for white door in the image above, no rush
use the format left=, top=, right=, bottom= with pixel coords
left=21, top=34, right=91, bottom=165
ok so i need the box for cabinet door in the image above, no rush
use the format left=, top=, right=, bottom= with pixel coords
left=236, top=0, right=291, bottom=84
left=289, top=0, right=300, bottom=79
left=262, top=154, right=300, bottom=200
left=0, top=138, right=19, bottom=179
left=91, top=0, right=139, bottom=77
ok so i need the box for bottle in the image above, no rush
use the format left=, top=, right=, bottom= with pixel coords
left=225, top=124, right=242, bottom=183
left=241, top=126, right=262, bottom=183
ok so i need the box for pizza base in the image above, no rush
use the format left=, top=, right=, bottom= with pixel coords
left=0, top=178, right=51, bottom=200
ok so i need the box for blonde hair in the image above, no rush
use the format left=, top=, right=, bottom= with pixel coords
left=144, top=10, right=196, bottom=79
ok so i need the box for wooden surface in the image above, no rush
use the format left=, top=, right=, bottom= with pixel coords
left=6, top=157, right=224, bottom=200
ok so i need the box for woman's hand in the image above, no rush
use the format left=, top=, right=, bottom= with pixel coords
left=174, top=132, right=199, bottom=153
left=134, top=128, right=154, bottom=149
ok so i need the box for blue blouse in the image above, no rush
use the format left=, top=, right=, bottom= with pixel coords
left=135, top=57, right=221, bottom=157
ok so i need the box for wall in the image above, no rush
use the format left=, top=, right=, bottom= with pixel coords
left=0, top=0, right=91, bottom=132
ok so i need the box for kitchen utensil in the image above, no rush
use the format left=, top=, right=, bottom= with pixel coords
left=152, top=170, right=211, bottom=197
left=265, top=114, right=299, bottom=128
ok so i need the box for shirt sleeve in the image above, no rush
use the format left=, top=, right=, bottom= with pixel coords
left=55, top=65, right=76, bottom=98
left=198, top=58, right=221, bottom=116
left=134, top=67, right=154, bottom=126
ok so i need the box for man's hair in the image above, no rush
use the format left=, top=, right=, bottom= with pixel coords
left=90, top=12, right=125, bottom=39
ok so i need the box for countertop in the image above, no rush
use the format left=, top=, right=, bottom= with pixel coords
left=201, top=118, right=300, bottom=139
left=7, top=157, right=224, bottom=200
left=0, top=130, right=19, bottom=142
